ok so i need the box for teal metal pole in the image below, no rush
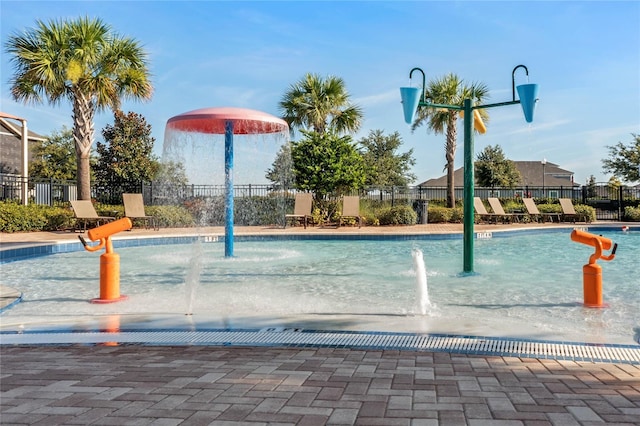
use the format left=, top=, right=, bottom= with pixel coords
left=224, top=120, right=234, bottom=257
left=462, top=98, right=474, bottom=273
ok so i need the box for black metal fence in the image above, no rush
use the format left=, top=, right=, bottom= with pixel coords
left=2, top=173, right=639, bottom=221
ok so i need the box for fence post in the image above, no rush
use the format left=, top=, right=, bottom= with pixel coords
left=619, top=185, right=623, bottom=220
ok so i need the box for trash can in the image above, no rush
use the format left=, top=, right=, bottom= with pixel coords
left=414, top=200, right=429, bottom=224
left=420, top=200, right=429, bottom=224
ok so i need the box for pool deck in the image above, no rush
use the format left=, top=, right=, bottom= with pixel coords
left=2, top=223, right=639, bottom=425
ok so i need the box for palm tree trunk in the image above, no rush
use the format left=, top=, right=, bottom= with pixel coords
left=445, top=114, right=458, bottom=208
left=73, top=91, right=95, bottom=200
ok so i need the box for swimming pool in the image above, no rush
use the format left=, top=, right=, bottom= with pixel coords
left=1, top=228, right=638, bottom=345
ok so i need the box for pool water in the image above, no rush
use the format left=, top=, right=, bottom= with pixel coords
left=1, top=230, right=638, bottom=345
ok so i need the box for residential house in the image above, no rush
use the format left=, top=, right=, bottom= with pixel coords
left=0, top=112, right=46, bottom=174
left=418, top=161, right=579, bottom=199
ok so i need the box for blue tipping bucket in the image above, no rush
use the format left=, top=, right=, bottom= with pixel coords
left=516, top=83, right=539, bottom=123
left=400, top=87, right=421, bottom=124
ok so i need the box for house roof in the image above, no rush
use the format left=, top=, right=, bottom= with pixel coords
left=0, top=116, right=47, bottom=142
left=0, top=114, right=47, bottom=174
left=418, top=161, right=577, bottom=187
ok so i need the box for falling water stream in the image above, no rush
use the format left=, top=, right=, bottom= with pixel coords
left=412, top=249, right=431, bottom=314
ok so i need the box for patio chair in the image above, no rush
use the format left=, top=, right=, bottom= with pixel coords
left=559, top=198, right=580, bottom=223
left=123, top=193, right=158, bottom=230
left=339, top=195, right=362, bottom=228
left=474, top=197, right=498, bottom=223
left=488, top=198, right=523, bottom=223
left=70, top=200, right=115, bottom=232
left=523, top=198, right=561, bottom=223
left=285, top=193, right=313, bottom=228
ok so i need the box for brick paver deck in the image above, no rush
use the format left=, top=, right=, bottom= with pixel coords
left=2, top=345, right=639, bottom=425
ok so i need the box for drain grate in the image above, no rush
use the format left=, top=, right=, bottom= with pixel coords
left=1, top=329, right=638, bottom=364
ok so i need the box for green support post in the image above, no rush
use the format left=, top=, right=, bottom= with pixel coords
left=401, top=64, right=536, bottom=275
left=462, top=99, right=475, bottom=274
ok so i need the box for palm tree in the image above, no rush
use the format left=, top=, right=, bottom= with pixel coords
left=279, top=73, right=363, bottom=136
left=412, top=73, right=489, bottom=208
left=5, top=16, right=152, bottom=200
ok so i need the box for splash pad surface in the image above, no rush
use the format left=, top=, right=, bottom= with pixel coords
left=1, top=229, right=638, bottom=347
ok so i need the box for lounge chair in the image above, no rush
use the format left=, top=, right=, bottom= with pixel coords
left=474, top=197, right=498, bottom=223
left=70, top=200, right=115, bottom=232
left=339, top=195, right=362, bottom=228
left=488, top=198, right=523, bottom=223
left=123, top=193, right=158, bottom=230
left=559, top=198, right=581, bottom=223
left=522, top=198, right=560, bottom=223
left=285, top=193, right=313, bottom=228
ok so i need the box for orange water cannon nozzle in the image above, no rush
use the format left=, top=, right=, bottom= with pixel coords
left=79, top=217, right=132, bottom=304
left=87, top=217, right=132, bottom=242
left=570, top=229, right=618, bottom=308
left=570, top=229, right=617, bottom=264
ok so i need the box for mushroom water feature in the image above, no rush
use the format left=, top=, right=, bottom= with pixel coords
left=165, top=107, right=289, bottom=257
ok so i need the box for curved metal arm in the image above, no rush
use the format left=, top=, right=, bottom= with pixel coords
left=409, top=67, right=426, bottom=103
left=79, top=236, right=106, bottom=253
left=511, top=64, right=529, bottom=101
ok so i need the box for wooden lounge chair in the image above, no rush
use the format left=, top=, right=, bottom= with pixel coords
left=559, top=198, right=580, bottom=223
left=473, top=197, right=498, bottom=223
left=488, top=198, right=523, bottom=223
left=123, top=193, right=158, bottom=230
left=523, top=198, right=560, bottom=223
left=285, top=193, right=313, bottom=228
left=339, top=195, right=362, bottom=228
left=70, top=200, right=115, bottom=232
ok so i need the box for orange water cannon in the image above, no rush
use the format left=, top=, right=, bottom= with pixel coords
left=570, top=229, right=617, bottom=308
left=79, top=217, right=132, bottom=303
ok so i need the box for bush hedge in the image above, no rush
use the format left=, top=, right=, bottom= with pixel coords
left=377, top=205, right=417, bottom=225
left=0, top=198, right=624, bottom=232
left=0, top=201, right=196, bottom=233
left=624, top=206, right=640, bottom=221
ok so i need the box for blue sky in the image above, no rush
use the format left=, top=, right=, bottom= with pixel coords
left=2, top=1, right=639, bottom=185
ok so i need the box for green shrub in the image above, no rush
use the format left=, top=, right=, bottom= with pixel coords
left=147, top=205, right=195, bottom=227
left=449, top=207, right=464, bottom=222
left=623, top=206, right=640, bottom=221
left=537, top=203, right=561, bottom=214
left=501, top=199, right=523, bottom=213
left=427, top=206, right=452, bottom=223
left=574, top=204, right=596, bottom=223
left=0, top=201, right=74, bottom=232
left=377, top=205, right=417, bottom=225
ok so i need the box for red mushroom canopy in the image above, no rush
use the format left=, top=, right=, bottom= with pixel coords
left=166, top=107, right=289, bottom=135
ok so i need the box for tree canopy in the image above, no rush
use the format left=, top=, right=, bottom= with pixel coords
left=95, top=110, right=159, bottom=186
left=358, top=130, right=416, bottom=187
left=5, top=16, right=152, bottom=199
left=602, top=133, right=640, bottom=183
left=29, top=127, right=80, bottom=180
left=265, top=143, right=295, bottom=191
left=475, top=145, right=521, bottom=188
left=290, top=131, right=365, bottom=200
left=279, top=73, right=362, bottom=136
